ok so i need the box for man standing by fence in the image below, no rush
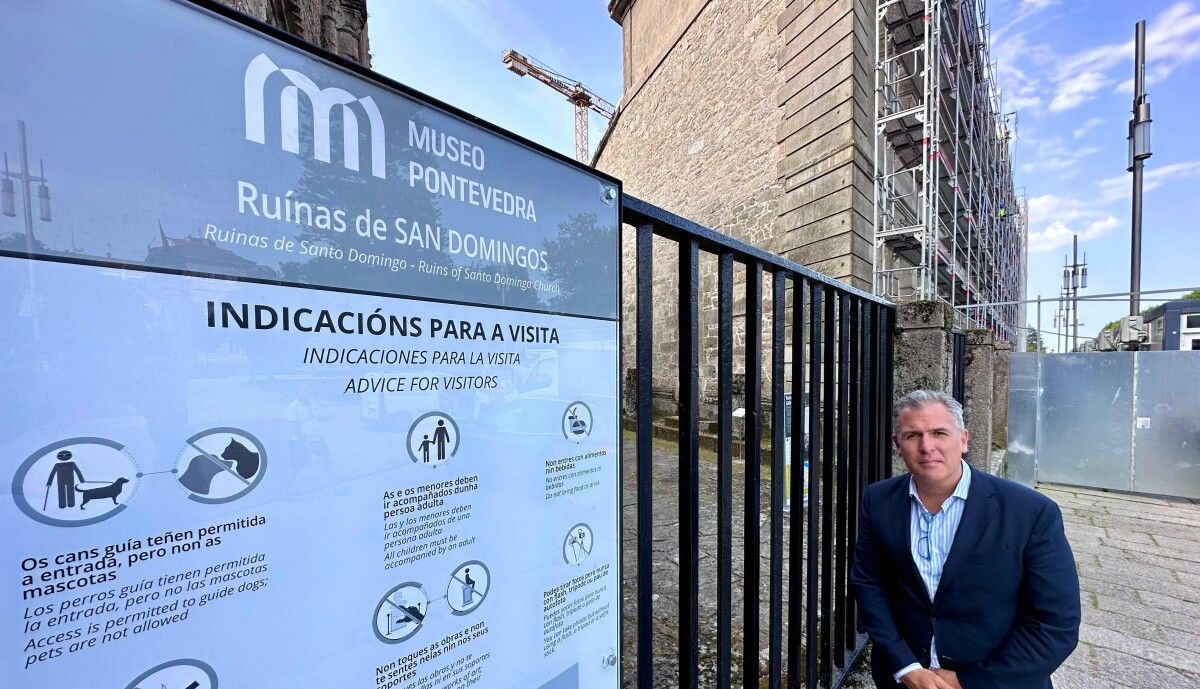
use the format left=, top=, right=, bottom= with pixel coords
left=851, top=390, right=1080, bottom=689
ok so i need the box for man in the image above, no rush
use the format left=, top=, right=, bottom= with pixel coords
left=851, top=390, right=1079, bottom=689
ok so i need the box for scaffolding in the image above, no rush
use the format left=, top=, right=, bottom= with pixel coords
left=872, top=0, right=1027, bottom=342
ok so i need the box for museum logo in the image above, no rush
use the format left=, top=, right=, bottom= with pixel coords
left=243, top=53, right=386, bottom=178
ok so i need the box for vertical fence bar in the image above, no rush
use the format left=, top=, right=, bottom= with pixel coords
left=635, top=224, right=655, bottom=689
left=884, top=307, right=896, bottom=479
left=768, top=272, right=786, bottom=689
left=875, top=304, right=888, bottom=483
left=805, top=283, right=824, bottom=689
left=717, top=253, right=734, bottom=689
left=820, top=291, right=837, bottom=688
left=834, top=296, right=851, bottom=670
left=844, top=298, right=862, bottom=656
left=866, top=302, right=879, bottom=487
left=678, top=238, right=700, bottom=689
left=743, top=262, right=763, bottom=689
left=788, top=276, right=808, bottom=687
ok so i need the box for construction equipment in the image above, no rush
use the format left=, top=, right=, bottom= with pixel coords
left=502, top=50, right=615, bottom=163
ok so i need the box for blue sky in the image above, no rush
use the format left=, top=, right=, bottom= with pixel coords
left=367, top=1, right=1199, bottom=347
left=991, top=0, right=1200, bottom=346
left=367, top=1, right=621, bottom=161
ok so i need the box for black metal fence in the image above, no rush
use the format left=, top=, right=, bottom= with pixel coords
left=623, top=195, right=896, bottom=689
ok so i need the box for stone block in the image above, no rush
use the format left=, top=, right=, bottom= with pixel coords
left=992, top=340, right=1012, bottom=450
left=963, top=329, right=995, bottom=471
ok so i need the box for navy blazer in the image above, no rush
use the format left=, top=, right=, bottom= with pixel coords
left=850, top=469, right=1080, bottom=689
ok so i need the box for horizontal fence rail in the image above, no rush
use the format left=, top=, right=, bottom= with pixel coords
left=624, top=195, right=896, bottom=689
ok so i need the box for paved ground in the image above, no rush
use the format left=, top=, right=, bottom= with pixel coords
left=1043, top=485, right=1200, bottom=689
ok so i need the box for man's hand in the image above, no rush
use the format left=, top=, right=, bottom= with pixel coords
left=932, top=668, right=963, bottom=689
left=899, top=668, right=954, bottom=689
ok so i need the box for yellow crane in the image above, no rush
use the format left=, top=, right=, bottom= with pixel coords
left=502, top=50, right=615, bottom=163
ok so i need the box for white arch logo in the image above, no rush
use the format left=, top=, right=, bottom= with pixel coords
left=243, top=53, right=386, bottom=178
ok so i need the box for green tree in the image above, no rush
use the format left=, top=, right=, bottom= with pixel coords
left=1182, top=289, right=1200, bottom=300
left=1025, top=326, right=1046, bottom=352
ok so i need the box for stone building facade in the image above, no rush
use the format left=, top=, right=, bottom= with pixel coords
left=215, top=0, right=371, bottom=66
left=597, top=0, right=874, bottom=410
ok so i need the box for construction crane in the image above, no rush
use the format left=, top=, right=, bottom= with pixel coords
left=502, top=50, right=615, bottom=163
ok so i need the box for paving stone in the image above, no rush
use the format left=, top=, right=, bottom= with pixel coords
left=1051, top=666, right=1125, bottom=689
left=1077, top=575, right=1143, bottom=605
left=1081, top=564, right=1199, bottom=603
left=1088, top=643, right=1200, bottom=689
left=1080, top=606, right=1168, bottom=644
left=1137, top=588, right=1200, bottom=617
left=1151, top=531, right=1200, bottom=552
left=1173, top=568, right=1200, bottom=587
left=1093, top=592, right=1200, bottom=635
left=1079, top=617, right=1200, bottom=674
left=1121, top=548, right=1200, bottom=575
left=1089, top=552, right=1184, bottom=586
left=1088, top=515, right=1200, bottom=542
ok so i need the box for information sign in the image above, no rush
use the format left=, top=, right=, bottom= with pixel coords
left=0, top=3, right=620, bottom=688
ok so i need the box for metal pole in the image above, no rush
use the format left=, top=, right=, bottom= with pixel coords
left=1130, top=19, right=1147, bottom=316
left=17, top=120, right=35, bottom=249
left=1072, top=235, right=1079, bottom=351
left=1036, top=295, right=1042, bottom=354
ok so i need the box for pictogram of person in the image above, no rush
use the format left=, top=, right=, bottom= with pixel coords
left=419, top=435, right=432, bottom=463
left=46, top=450, right=84, bottom=510
left=462, top=567, right=476, bottom=606
left=432, top=419, right=451, bottom=461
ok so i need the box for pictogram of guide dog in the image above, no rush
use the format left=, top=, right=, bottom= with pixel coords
left=77, top=477, right=129, bottom=509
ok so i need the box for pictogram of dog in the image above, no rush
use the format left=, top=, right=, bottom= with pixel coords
left=77, top=478, right=129, bottom=509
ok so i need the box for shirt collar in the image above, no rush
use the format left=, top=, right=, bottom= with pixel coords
left=908, top=460, right=972, bottom=505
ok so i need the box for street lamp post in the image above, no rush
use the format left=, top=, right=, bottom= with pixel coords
left=1, top=120, right=52, bottom=252
left=1128, top=19, right=1152, bottom=318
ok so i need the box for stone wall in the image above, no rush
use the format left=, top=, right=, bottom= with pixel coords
left=215, top=0, right=370, bottom=66
left=599, top=0, right=787, bottom=411
left=598, top=0, right=878, bottom=415
left=776, top=0, right=874, bottom=290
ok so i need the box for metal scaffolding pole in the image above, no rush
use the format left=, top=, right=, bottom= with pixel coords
left=873, top=0, right=1026, bottom=343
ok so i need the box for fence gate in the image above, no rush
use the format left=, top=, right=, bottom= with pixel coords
left=623, top=196, right=896, bottom=689
left=1008, top=351, right=1200, bottom=500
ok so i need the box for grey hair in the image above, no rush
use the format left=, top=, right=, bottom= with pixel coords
left=893, top=389, right=965, bottom=432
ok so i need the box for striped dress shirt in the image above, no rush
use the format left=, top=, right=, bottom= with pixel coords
left=894, top=460, right=973, bottom=683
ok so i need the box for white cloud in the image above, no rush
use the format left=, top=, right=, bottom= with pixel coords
left=1072, top=117, right=1104, bottom=139
left=1098, top=160, right=1200, bottom=201
left=1025, top=194, right=1119, bottom=253
left=993, top=31, right=1051, bottom=113
left=1032, top=217, right=1119, bottom=252
left=1049, top=71, right=1110, bottom=112
left=1019, top=136, right=1099, bottom=174
left=1047, top=2, right=1200, bottom=111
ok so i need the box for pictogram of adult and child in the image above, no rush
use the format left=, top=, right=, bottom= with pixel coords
left=406, top=412, right=460, bottom=467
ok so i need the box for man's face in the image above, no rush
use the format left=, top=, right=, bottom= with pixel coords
left=893, top=403, right=969, bottom=485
